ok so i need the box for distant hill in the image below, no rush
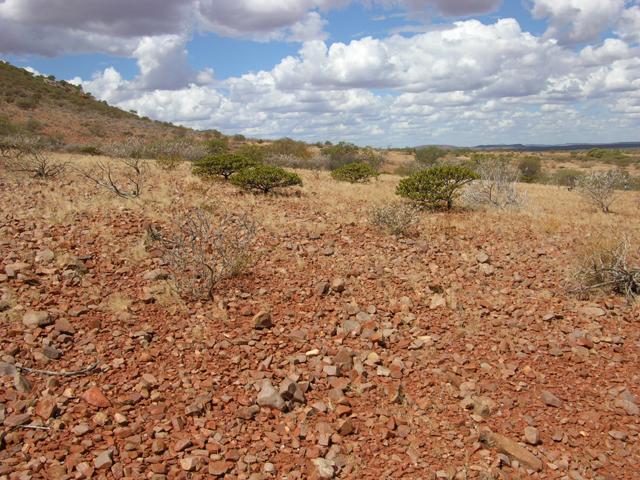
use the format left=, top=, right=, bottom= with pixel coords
left=471, top=142, right=640, bottom=152
left=0, top=61, right=202, bottom=147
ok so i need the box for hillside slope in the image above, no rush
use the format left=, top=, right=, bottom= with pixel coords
left=0, top=61, right=199, bottom=146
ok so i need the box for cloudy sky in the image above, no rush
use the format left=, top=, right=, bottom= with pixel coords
left=1, top=0, right=640, bottom=146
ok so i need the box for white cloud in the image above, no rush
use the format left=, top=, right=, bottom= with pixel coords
left=616, top=5, right=640, bottom=44
left=531, top=0, right=627, bottom=45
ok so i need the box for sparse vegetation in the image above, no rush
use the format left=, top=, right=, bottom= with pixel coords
left=230, top=165, right=303, bottom=193
left=396, top=165, right=479, bottom=209
left=571, top=234, right=639, bottom=301
left=1, top=135, right=67, bottom=179
left=80, top=158, right=147, bottom=198
left=369, top=202, right=420, bottom=236
left=465, top=156, right=525, bottom=209
left=518, top=156, right=543, bottom=183
left=192, top=153, right=256, bottom=180
left=575, top=169, right=627, bottom=213
left=415, top=146, right=448, bottom=166
left=148, top=208, right=256, bottom=301
left=267, top=138, right=311, bottom=160
left=331, top=162, right=379, bottom=183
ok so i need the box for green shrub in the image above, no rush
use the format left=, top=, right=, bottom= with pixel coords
left=236, top=144, right=269, bottom=164
left=518, top=156, right=542, bottom=183
left=204, top=137, right=230, bottom=155
left=331, top=162, right=379, bottom=183
left=267, top=138, right=311, bottom=159
left=231, top=165, right=302, bottom=193
left=322, top=142, right=386, bottom=170
left=396, top=165, right=478, bottom=210
left=415, top=146, right=448, bottom=166
left=193, top=153, right=256, bottom=180
left=549, top=168, right=583, bottom=188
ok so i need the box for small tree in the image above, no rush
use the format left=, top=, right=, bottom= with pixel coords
left=231, top=165, right=302, bottom=194
left=192, top=153, right=256, bottom=180
left=396, top=165, right=478, bottom=210
left=331, top=162, right=379, bottom=183
left=204, top=137, right=230, bottom=155
left=576, top=169, right=627, bottom=213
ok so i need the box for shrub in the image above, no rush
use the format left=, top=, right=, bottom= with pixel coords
left=192, top=153, right=256, bottom=180
left=204, top=137, right=230, bottom=155
left=322, top=142, right=359, bottom=169
left=236, top=144, right=269, bottom=164
left=464, top=156, right=525, bottom=210
left=2, top=136, right=67, bottom=179
left=233, top=134, right=246, bottom=142
left=331, top=162, right=379, bottom=183
left=147, top=208, right=256, bottom=301
left=266, top=153, right=329, bottom=171
left=370, top=202, right=420, bottom=236
left=415, top=146, right=447, bottom=166
left=80, top=158, right=147, bottom=198
left=396, top=165, right=478, bottom=209
left=570, top=234, right=639, bottom=301
left=575, top=169, right=627, bottom=213
left=549, top=168, right=583, bottom=189
left=230, top=165, right=302, bottom=193
left=267, top=138, right=311, bottom=159
left=518, top=156, right=542, bottom=183
left=155, top=155, right=183, bottom=171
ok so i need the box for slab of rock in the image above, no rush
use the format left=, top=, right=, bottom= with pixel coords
left=94, top=450, right=113, bottom=469
left=615, top=398, right=639, bottom=416
left=54, top=318, right=75, bottom=335
left=36, top=397, right=58, bottom=420
left=524, top=426, right=540, bottom=445
left=253, top=311, right=273, bottom=330
left=279, top=378, right=305, bottom=404
left=257, top=380, right=286, bottom=411
left=35, top=249, right=55, bottom=264
left=22, top=310, right=52, bottom=328
left=209, top=461, right=233, bottom=477
left=43, top=345, right=62, bottom=360
left=312, top=458, right=335, bottom=479
left=0, top=362, right=16, bottom=377
left=82, top=387, right=111, bottom=408
left=331, top=278, right=346, bottom=293
left=480, top=430, right=543, bottom=472
left=4, top=413, right=31, bottom=427
left=541, top=390, right=563, bottom=408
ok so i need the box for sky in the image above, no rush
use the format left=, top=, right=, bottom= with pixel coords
left=1, top=1, right=640, bottom=147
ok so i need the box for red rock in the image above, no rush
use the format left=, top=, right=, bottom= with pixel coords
left=82, top=387, right=111, bottom=408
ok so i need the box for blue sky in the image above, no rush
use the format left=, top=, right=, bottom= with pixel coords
left=1, top=0, right=639, bottom=146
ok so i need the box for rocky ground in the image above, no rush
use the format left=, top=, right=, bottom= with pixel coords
left=1, top=159, right=639, bottom=479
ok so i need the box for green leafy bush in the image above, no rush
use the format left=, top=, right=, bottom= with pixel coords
left=231, top=165, right=302, bottom=193
left=396, top=165, right=478, bottom=209
left=192, top=153, right=256, bottom=180
left=518, top=156, right=542, bottom=183
left=236, top=144, right=269, bottom=164
left=267, top=138, right=311, bottom=159
left=322, top=142, right=386, bottom=170
left=415, top=146, right=448, bottom=166
left=204, top=137, right=230, bottom=155
left=331, top=162, right=379, bottom=183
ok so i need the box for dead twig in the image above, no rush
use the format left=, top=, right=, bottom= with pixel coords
left=15, top=361, right=99, bottom=377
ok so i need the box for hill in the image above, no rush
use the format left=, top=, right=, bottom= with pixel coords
left=0, top=61, right=200, bottom=147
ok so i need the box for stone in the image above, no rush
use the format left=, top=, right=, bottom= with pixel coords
left=312, top=458, right=335, bottom=479
left=143, top=269, right=169, bottom=281
left=73, top=423, right=92, bottom=435
left=524, top=426, right=540, bottom=445
left=14, top=372, right=31, bottom=393
left=476, top=252, right=490, bottom=264
left=43, top=345, right=62, bottom=360
left=180, top=457, right=198, bottom=471
left=174, top=438, right=192, bottom=452
left=279, top=379, right=305, bottom=404
left=253, top=311, right=273, bottom=330
left=54, top=318, right=76, bottom=335
left=615, top=399, right=639, bottom=416
left=237, top=405, right=260, bottom=420
left=94, top=450, right=113, bottom=469
left=315, top=281, right=330, bottom=296
left=541, top=390, right=563, bottom=408
left=609, top=430, right=628, bottom=441
left=82, top=387, right=111, bottom=408
left=257, top=380, right=286, bottom=411
left=208, top=461, right=233, bottom=477
left=479, top=430, right=543, bottom=472
left=35, top=249, right=55, bottom=264
left=331, top=278, right=346, bottom=293
left=4, top=413, right=31, bottom=427
left=152, top=439, right=166, bottom=454
left=22, top=310, right=52, bottom=328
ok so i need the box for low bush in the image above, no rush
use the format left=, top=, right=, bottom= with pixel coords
left=575, top=169, right=628, bottom=213
left=549, top=168, right=583, bottom=189
left=571, top=234, right=639, bottom=302
left=464, top=156, right=524, bottom=210
left=415, top=146, right=448, bottom=166
left=267, top=138, right=311, bottom=160
left=192, top=153, right=256, bottom=180
left=370, top=202, right=420, bottom=236
left=322, top=142, right=386, bottom=170
left=230, top=165, right=302, bottom=193
left=396, top=165, right=478, bottom=210
left=204, top=137, right=230, bottom=155
left=147, top=208, right=256, bottom=301
left=331, top=162, right=379, bottom=183
left=236, top=144, right=269, bottom=164
left=518, top=156, right=542, bottom=183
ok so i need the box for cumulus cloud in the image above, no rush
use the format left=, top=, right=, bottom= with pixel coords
left=531, top=0, right=627, bottom=45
